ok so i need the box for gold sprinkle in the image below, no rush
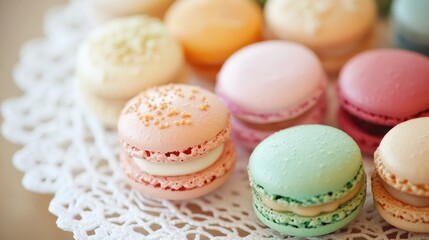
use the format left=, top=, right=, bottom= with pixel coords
left=167, top=108, right=179, bottom=117
left=188, top=94, right=196, bottom=100
left=180, top=119, right=186, bottom=125
left=181, top=112, right=191, bottom=119
left=186, top=120, right=192, bottom=126
left=160, top=103, right=168, bottom=110
left=144, top=122, right=150, bottom=127
left=174, top=120, right=180, bottom=126
left=200, top=103, right=209, bottom=111
left=154, top=119, right=160, bottom=125
left=144, top=114, right=153, bottom=121
left=202, top=97, right=207, bottom=102
left=191, top=88, right=199, bottom=93
left=156, top=110, right=162, bottom=116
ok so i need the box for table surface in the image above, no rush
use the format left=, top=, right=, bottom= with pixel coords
left=0, top=0, right=73, bottom=239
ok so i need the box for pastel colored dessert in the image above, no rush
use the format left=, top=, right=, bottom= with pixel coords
left=265, top=0, right=376, bottom=75
left=165, top=0, right=263, bottom=80
left=216, top=41, right=327, bottom=149
left=376, top=0, right=392, bottom=16
left=393, top=0, right=429, bottom=56
left=118, top=84, right=236, bottom=200
left=76, top=16, right=185, bottom=127
left=372, top=117, right=429, bottom=233
left=249, top=125, right=366, bottom=237
left=90, top=0, right=174, bottom=24
left=337, top=49, right=429, bottom=155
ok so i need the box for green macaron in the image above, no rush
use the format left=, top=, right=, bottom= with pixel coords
left=248, top=125, right=366, bottom=237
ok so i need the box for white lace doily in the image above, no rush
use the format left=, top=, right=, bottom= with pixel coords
left=2, top=0, right=429, bottom=239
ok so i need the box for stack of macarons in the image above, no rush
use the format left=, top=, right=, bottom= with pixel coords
left=118, top=84, right=236, bottom=200
left=165, top=0, right=263, bottom=80
left=76, top=16, right=185, bottom=127
left=216, top=41, right=327, bottom=149
left=264, top=0, right=376, bottom=75
left=338, top=49, right=429, bottom=155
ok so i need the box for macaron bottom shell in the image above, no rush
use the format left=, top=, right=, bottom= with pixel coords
left=252, top=180, right=366, bottom=237
left=338, top=109, right=387, bottom=155
left=371, top=172, right=429, bottom=233
left=232, top=94, right=327, bottom=149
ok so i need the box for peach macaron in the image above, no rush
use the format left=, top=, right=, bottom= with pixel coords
left=165, top=0, right=263, bottom=80
left=372, top=117, right=429, bottom=232
left=265, top=0, right=376, bottom=75
left=118, top=84, right=236, bottom=200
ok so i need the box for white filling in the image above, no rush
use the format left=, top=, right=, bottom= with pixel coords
left=382, top=181, right=429, bottom=207
left=133, top=144, right=224, bottom=176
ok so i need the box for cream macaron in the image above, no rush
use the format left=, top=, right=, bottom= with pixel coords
left=372, top=117, right=429, bottom=232
left=90, top=0, right=175, bottom=24
left=265, top=0, right=376, bottom=75
left=76, top=16, right=185, bottom=127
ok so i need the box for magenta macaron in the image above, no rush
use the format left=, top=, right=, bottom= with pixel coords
left=216, top=41, right=327, bottom=149
left=338, top=49, right=429, bottom=155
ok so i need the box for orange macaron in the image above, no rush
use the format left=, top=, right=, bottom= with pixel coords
left=165, top=0, right=263, bottom=80
left=118, top=84, right=236, bottom=200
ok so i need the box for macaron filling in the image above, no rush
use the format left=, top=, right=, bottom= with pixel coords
left=259, top=178, right=363, bottom=217
left=341, top=109, right=393, bottom=136
left=381, top=180, right=429, bottom=207
left=250, top=165, right=364, bottom=207
left=133, top=144, right=224, bottom=176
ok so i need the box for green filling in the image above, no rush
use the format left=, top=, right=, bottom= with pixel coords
left=253, top=175, right=366, bottom=229
left=249, top=165, right=364, bottom=207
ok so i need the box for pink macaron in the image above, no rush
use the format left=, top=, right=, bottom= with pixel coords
left=118, top=84, right=236, bottom=200
left=216, top=41, right=327, bottom=149
left=338, top=49, right=429, bottom=155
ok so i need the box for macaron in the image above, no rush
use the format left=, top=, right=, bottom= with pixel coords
left=338, top=49, right=429, bottom=155
left=393, top=0, right=429, bottom=56
left=249, top=125, right=366, bottom=237
left=265, top=0, right=376, bottom=75
left=165, top=0, right=263, bottom=80
left=372, top=117, right=429, bottom=233
left=216, top=41, right=327, bottom=149
left=118, top=84, right=236, bottom=200
left=76, top=16, right=185, bottom=127
left=90, top=0, right=174, bottom=24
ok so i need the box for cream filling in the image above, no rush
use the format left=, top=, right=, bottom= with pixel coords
left=133, top=144, right=224, bottom=177
left=382, top=180, right=429, bottom=207
left=260, top=179, right=362, bottom=217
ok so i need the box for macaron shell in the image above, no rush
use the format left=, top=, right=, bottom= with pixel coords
left=378, top=117, right=429, bottom=189
left=253, top=179, right=366, bottom=237
left=265, top=0, right=376, bottom=51
left=372, top=172, right=429, bottom=233
left=120, top=139, right=236, bottom=200
left=248, top=125, right=362, bottom=199
left=338, top=108, right=382, bottom=155
left=118, top=84, right=228, bottom=153
left=165, top=0, right=263, bottom=66
left=338, top=49, right=429, bottom=125
left=217, top=41, right=326, bottom=117
left=232, top=95, right=327, bottom=149
left=76, top=16, right=185, bottom=99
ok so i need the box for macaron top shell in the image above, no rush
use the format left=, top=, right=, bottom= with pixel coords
left=378, top=117, right=429, bottom=186
left=118, top=84, right=228, bottom=153
left=339, top=49, right=429, bottom=124
left=265, top=0, right=376, bottom=50
left=77, top=16, right=184, bottom=99
left=217, top=41, right=326, bottom=115
left=248, top=125, right=362, bottom=199
left=393, top=0, right=429, bottom=36
left=165, top=0, right=263, bottom=65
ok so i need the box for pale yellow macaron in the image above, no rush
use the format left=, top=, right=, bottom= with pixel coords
left=165, top=0, right=263, bottom=79
left=265, top=0, right=376, bottom=75
left=90, top=0, right=175, bottom=24
left=76, top=16, right=185, bottom=127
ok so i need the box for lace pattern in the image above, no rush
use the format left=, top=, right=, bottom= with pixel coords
left=2, top=0, right=429, bottom=238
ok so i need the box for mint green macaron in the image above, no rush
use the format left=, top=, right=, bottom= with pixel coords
left=248, top=125, right=366, bottom=237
